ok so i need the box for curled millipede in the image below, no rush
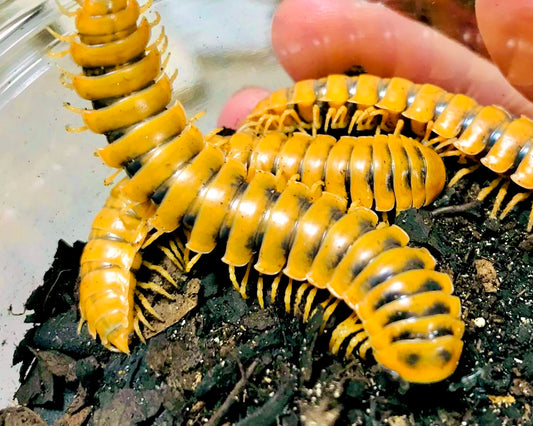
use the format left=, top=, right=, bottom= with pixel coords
left=206, top=131, right=446, bottom=214
left=113, top=127, right=464, bottom=383
left=241, top=73, right=533, bottom=231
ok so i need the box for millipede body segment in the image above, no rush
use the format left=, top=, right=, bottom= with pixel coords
left=79, top=179, right=155, bottom=353
left=242, top=74, right=533, bottom=230
left=208, top=131, right=446, bottom=214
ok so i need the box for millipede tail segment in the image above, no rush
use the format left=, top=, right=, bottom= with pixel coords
left=79, top=178, right=156, bottom=353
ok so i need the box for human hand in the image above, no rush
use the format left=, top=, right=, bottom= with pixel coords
left=218, top=0, right=533, bottom=129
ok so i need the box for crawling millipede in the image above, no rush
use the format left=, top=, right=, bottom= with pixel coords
left=241, top=74, right=533, bottom=230
left=48, top=0, right=188, bottom=351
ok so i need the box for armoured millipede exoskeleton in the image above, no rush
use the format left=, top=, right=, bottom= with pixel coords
left=79, top=178, right=181, bottom=353
left=48, top=0, right=186, bottom=157
left=49, top=0, right=465, bottom=382
left=48, top=0, right=188, bottom=351
left=241, top=74, right=533, bottom=231
left=101, top=125, right=465, bottom=383
left=205, top=131, right=446, bottom=215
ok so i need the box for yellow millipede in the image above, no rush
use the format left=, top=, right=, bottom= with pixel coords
left=49, top=0, right=465, bottom=383
left=241, top=74, right=533, bottom=231
left=48, top=0, right=186, bottom=352
left=110, top=138, right=465, bottom=384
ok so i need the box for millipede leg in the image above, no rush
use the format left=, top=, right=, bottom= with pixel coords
left=185, top=252, right=201, bottom=273
left=357, top=339, right=372, bottom=359
left=142, top=229, right=164, bottom=249
left=284, top=279, right=294, bottom=313
left=240, top=262, right=252, bottom=299
left=329, top=312, right=363, bottom=355
left=254, top=114, right=270, bottom=132
left=135, top=307, right=155, bottom=331
left=134, top=307, right=154, bottom=342
left=133, top=316, right=146, bottom=344
left=136, top=293, right=164, bottom=321
left=320, top=299, right=340, bottom=333
left=229, top=265, right=240, bottom=293
left=499, top=192, right=530, bottom=219
left=422, top=120, right=434, bottom=142
left=45, top=26, right=75, bottom=43
left=345, top=330, right=368, bottom=359
left=293, top=282, right=310, bottom=317
left=137, top=281, right=175, bottom=300
left=103, top=169, right=122, bottom=186
left=270, top=272, right=282, bottom=304
left=257, top=275, right=265, bottom=309
left=140, top=0, right=154, bottom=14
left=63, top=102, right=85, bottom=114
left=142, top=261, right=177, bottom=287
left=324, top=107, right=336, bottom=132
left=393, top=119, right=405, bottom=137
left=489, top=180, right=510, bottom=219
left=447, top=164, right=481, bottom=188
left=279, top=108, right=302, bottom=129
left=476, top=176, right=503, bottom=201
left=302, top=287, right=318, bottom=323
left=264, top=115, right=278, bottom=133
left=77, top=318, right=85, bottom=335
left=66, top=125, right=88, bottom=133
left=54, top=0, right=76, bottom=17
left=158, top=243, right=184, bottom=270
left=332, top=105, right=348, bottom=129
left=59, top=73, right=74, bottom=90
left=348, top=109, right=363, bottom=134
left=312, top=104, right=321, bottom=137
left=148, top=11, right=161, bottom=27
left=433, top=138, right=456, bottom=154
left=151, top=27, right=167, bottom=49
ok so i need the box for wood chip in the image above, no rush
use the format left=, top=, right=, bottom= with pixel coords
left=144, top=278, right=200, bottom=339
left=474, top=259, right=500, bottom=292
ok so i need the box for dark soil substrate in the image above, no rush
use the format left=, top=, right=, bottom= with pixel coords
left=4, top=163, right=533, bottom=426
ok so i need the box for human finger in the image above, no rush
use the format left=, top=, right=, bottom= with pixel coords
left=217, top=87, right=271, bottom=129
left=476, top=0, right=533, bottom=102
left=272, top=0, right=533, bottom=116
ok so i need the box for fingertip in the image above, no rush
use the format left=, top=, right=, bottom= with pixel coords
left=217, top=87, right=271, bottom=129
left=476, top=0, right=533, bottom=101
